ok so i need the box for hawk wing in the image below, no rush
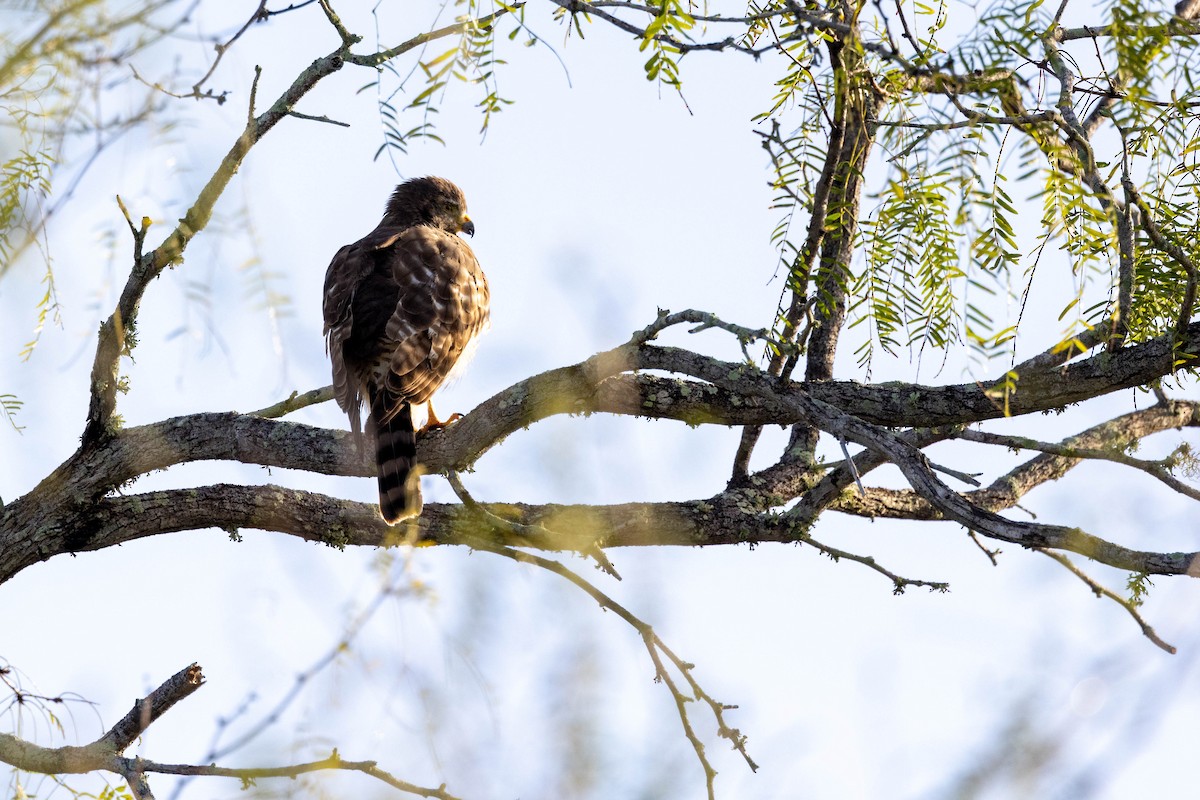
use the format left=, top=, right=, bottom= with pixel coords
left=375, top=225, right=490, bottom=418
left=323, top=224, right=489, bottom=431
left=322, top=225, right=406, bottom=435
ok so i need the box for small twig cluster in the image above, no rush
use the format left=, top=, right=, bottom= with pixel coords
left=0, top=664, right=459, bottom=800
left=446, top=471, right=755, bottom=800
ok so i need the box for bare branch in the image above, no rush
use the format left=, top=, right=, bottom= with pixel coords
left=191, top=1, right=271, bottom=99
left=956, top=428, right=1200, bottom=503
left=0, top=664, right=461, bottom=799
left=1036, top=549, right=1177, bottom=654
left=286, top=109, right=351, bottom=126
left=436, top=489, right=753, bottom=795
left=317, top=0, right=360, bottom=47
left=734, top=111, right=849, bottom=481
left=84, top=48, right=349, bottom=442
left=10, top=311, right=1200, bottom=587
left=835, top=402, right=1200, bottom=520
left=628, top=307, right=784, bottom=357
left=100, top=664, right=205, bottom=753
left=251, top=386, right=335, bottom=418
left=801, top=530, right=950, bottom=594
left=136, top=752, right=462, bottom=799
left=967, top=531, right=1002, bottom=566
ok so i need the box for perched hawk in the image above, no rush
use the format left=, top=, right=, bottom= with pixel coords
left=323, top=177, right=489, bottom=523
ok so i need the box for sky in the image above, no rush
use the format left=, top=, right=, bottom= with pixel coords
left=3, top=2, right=1200, bottom=799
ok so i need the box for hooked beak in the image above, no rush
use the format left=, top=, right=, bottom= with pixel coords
left=460, top=217, right=475, bottom=237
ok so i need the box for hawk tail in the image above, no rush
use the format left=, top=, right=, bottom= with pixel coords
left=371, top=394, right=422, bottom=523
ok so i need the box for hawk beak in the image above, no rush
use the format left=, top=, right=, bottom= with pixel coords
left=460, top=217, right=475, bottom=237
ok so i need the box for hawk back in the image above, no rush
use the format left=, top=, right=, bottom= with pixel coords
left=323, top=186, right=488, bottom=523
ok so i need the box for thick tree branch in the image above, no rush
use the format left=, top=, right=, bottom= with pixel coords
left=50, top=316, right=1200, bottom=498
left=8, top=315, right=1200, bottom=584
left=742, top=388, right=1198, bottom=575
left=733, top=110, right=848, bottom=482
left=4, top=477, right=1195, bottom=586
left=797, top=29, right=883, bottom=457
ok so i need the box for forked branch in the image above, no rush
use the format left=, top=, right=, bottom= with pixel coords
left=0, top=664, right=459, bottom=800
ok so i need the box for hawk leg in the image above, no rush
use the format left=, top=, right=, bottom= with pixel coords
left=422, top=401, right=463, bottom=432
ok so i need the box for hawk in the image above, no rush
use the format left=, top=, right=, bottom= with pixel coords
left=323, top=177, right=489, bottom=523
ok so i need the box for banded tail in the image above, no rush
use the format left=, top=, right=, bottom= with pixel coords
left=370, top=393, right=422, bottom=523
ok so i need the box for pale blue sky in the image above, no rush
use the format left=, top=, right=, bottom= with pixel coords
left=3, top=3, right=1199, bottom=798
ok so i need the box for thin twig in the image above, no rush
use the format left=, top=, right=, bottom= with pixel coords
left=167, top=579, right=422, bottom=800
left=114, top=195, right=148, bottom=263
left=927, top=461, right=983, bottom=487
left=286, top=110, right=351, bottom=126
left=317, top=0, right=360, bottom=46
left=955, top=428, right=1200, bottom=502
left=447, top=472, right=620, bottom=578
left=250, top=386, right=333, bottom=418
left=967, top=531, right=1001, bottom=566
left=266, top=0, right=319, bottom=16
left=1035, top=549, right=1176, bottom=654
left=127, top=752, right=461, bottom=799
left=628, top=308, right=790, bottom=360
left=345, top=4, right=522, bottom=68
left=837, top=436, right=865, bottom=496
left=191, top=1, right=271, bottom=97
left=444, top=477, right=753, bottom=795
left=801, top=530, right=951, bottom=594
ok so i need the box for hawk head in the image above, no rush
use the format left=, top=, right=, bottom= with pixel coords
left=385, top=176, right=474, bottom=236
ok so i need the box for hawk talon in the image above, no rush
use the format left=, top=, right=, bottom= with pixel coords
left=423, top=411, right=463, bottom=432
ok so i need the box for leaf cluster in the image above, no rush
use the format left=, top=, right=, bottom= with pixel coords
left=370, top=0, right=515, bottom=163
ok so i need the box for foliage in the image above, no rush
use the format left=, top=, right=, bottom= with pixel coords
left=1, top=0, right=179, bottom=417
left=0, top=394, right=21, bottom=431
left=370, top=0, right=514, bottom=165
left=740, top=0, right=1200, bottom=375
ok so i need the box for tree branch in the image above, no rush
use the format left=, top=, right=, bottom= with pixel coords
left=0, top=663, right=461, bottom=799
left=81, top=2, right=523, bottom=444
left=1036, top=549, right=1177, bottom=654
left=437, top=488, right=755, bottom=798
left=956, top=427, right=1200, bottom=503
left=99, top=664, right=205, bottom=753
left=833, top=402, right=1200, bottom=518
left=10, top=315, right=1200, bottom=585
left=83, top=46, right=349, bottom=443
